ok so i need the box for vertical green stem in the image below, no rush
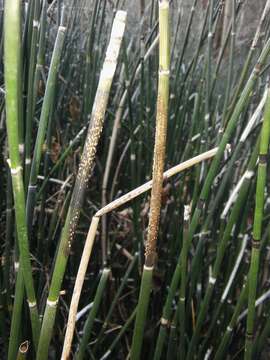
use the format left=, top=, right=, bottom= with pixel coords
left=245, top=87, right=270, bottom=359
left=75, top=268, right=110, bottom=360
left=24, top=0, right=40, bottom=186
left=130, top=1, right=170, bottom=358
left=8, top=266, right=24, bottom=360
left=178, top=205, right=190, bottom=357
left=26, top=23, right=67, bottom=234
left=4, top=0, right=40, bottom=350
left=37, top=11, right=126, bottom=359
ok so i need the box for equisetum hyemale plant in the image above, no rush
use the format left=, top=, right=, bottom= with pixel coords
left=36, top=10, right=127, bottom=359
left=130, top=1, right=170, bottom=358
left=3, top=1, right=270, bottom=358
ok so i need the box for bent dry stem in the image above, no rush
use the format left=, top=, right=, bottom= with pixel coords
left=61, top=216, right=100, bottom=359
left=37, top=10, right=127, bottom=360
left=130, top=1, right=170, bottom=358
left=62, top=147, right=219, bottom=358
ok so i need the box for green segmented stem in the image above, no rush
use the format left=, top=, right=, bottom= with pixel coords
left=8, top=266, right=24, bottom=360
left=214, top=283, right=248, bottom=359
left=130, top=265, right=154, bottom=360
left=24, top=0, right=40, bottom=186
left=131, top=1, right=170, bottom=358
left=190, top=35, right=270, bottom=240
left=178, top=205, right=190, bottom=357
left=36, top=11, right=126, bottom=359
left=100, top=308, right=137, bottom=360
left=94, top=253, right=138, bottom=351
left=75, top=268, right=110, bottom=360
left=26, top=23, right=67, bottom=233
left=4, top=0, right=40, bottom=350
left=186, top=136, right=260, bottom=359
left=154, top=205, right=190, bottom=360
left=245, top=87, right=270, bottom=359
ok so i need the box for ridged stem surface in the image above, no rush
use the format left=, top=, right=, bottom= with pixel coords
left=245, top=87, right=270, bottom=359
left=4, top=0, right=40, bottom=350
left=37, top=11, right=127, bottom=359
left=130, top=1, right=170, bottom=358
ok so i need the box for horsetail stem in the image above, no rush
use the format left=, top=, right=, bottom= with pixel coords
left=245, top=86, right=270, bottom=359
left=36, top=11, right=126, bottom=359
left=75, top=268, right=110, bottom=360
left=186, top=133, right=261, bottom=359
left=16, top=340, right=29, bottom=360
left=24, top=0, right=40, bottom=186
left=26, top=22, right=67, bottom=234
left=3, top=1, right=270, bottom=358
left=130, top=1, right=170, bottom=358
left=4, top=0, right=40, bottom=350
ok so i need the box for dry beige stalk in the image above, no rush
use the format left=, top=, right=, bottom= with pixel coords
left=63, top=146, right=221, bottom=359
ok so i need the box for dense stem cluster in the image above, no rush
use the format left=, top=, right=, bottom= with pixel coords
left=2, top=0, right=270, bottom=359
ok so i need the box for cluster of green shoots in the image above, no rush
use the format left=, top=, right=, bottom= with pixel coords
left=1, top=0, right=270, bottom=359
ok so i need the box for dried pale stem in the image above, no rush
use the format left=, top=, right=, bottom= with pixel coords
left=61, top=216, right=100, bottom=359
left=61, top=146, right=218, bottom=359
left=62, top=144, right=217, bottom=359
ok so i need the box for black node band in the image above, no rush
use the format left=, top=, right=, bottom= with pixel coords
left=197, top=198, right=205, bottom=211
left=259, top=154, right=267, bottom=164
left=246, top=332, right=253, bottom=341
left=252, top=238, right=260, bottom=249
